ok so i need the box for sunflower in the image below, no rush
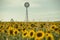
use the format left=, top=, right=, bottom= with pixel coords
left=18, top=28, right=21, bottom=32
left=8, top=29, right=13, bottom=36
left=58, top=29, right=60, bottom=34
left=46, top=31, right=51, bottom=33
left=13, top=28, right=19, bottom=36
left=54, top=28, right=59, bottom=34
left=28, top=30, right=35, bottom=38
left=40, top=24, right=44, bottom=28
left=21, top=28, right=26, bottom=32
left=45, top=33, right=54, bottom=40
left=0, top=25, right=4, bottom=29
left=22, top=30, right=28, bottom=38
left=26, top=22, right=31, bottom=29
left=35, top=37, right=43, bottom=40
left=30, top=22, right=37, bottom=28
left=1, top=29, right=8, bottom=34
left=0, top=30, right=2, bottom=32
left=0, top=29, right=4, bottom=33
left=54, top=28, right=58, bottom=31
left=35, top=38, right=41, bottom=40
left=14, top=24, right=19, bottom=29
left=7, top=27, right=14, bottom=36
left=8, top=26, right=14, bottom=30
left=50, top=25, right=57, bottom=31
left=35, top=30, right=45, bottom=39
left=20, top=22, right=26, bottom=28
left=5, top=23, right=10, bottom=29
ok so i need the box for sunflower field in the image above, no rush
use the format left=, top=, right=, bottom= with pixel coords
left=0, top=22, right=60, bottom=40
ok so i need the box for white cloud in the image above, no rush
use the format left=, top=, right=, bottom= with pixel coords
left=1, top=0, right=41, bottom=8
left=0, top=0, right=60, bottom=21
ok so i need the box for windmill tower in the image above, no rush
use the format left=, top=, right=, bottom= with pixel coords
left=24, top=2, right=30, bottom=22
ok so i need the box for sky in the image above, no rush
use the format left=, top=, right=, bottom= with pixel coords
left=0, top=0, right=60, bottom=22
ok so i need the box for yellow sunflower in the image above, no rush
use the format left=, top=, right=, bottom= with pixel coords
left=0, top=25, right=5, bottom=29
left=58, top=29, right=60, bottom=34
left=8, top=29, right=14, bottom=36
left=8, top=26, right=14, bottom=30
left=54, top=28, right=59, bottom=34
left=7, top=27, right=14, bottom=36
left=35, top=30, right=45, bottom=39
left=17, top=28, right=21, bottom=32
left=35, top=38, right=41, bottom=40
left=21, top=28, right=26, bottom=32
left=30, top=22, right=37, bottom=28
left=13, top=28, right=19, bottom=36
left=35, top=38, right=40, bottom=40
left=5, top=22, right=10, bottom=29
left=54, top=28, right=58, bottom=31
left=45, top=33, right=54, bottom=40
left=0, top=29, right=4, bottom=33
left=26, top=23, right=31, bottom=29
left=22, top=30, right=28, bottom=38
left=13, top=24, right=20, bottom=29
left=46, top=31, right=51, bottom=33
left=28, top=30, right=35, bottom=38
left=3, top=29, right=8, bottom=34
left=50, top=25, right=57, bottom=31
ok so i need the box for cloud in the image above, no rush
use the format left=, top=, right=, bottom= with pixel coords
left=1, top=0, right=41, bottom=8
left=0, top=0, right=60, bottom=21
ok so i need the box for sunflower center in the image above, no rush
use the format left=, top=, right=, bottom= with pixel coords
left=52, top=26, right=54, bottom=29
left=10, top=30, right=13, bottom=35
left=20, top=24, right=23, bottom=26
left=18, top=29, right=21, bottom=31
left=40, top=24, right=43, bottom=28
left=24, top=33, right=27, bottom=36
left=31, top=24, right=35, bottom=27
left=0, top=30, right=1, bottom=32
left=15, top=24, right=18, bottom=28
left=0, top=26, right=3, bottom=29
left=4, top=30, right=7, bottom=33
left=59, top=29, right=60, bottom=32
left=23, top=28, right=25, bottom=31
left=37, top=33, right=42, bottom=37
left=15, top=31, right=17, bottom=34
left=47, top=37, right=52, bottom=40
left=47, top=31, right=50, bottom=33
left=30, top=32, right=33, bottom=36
left=55, top=28, right=58, bottom=31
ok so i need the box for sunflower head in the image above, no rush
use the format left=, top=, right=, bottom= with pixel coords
left=28, top=30, right=35, bottom=38
left=45, top=33, right=54, bottom=40
left=13, top=29, right=19, bottom=36
left=18, top=28, right=21, bottom=32
left=35, top=30, right=45, bottom=39
left=7, top=27, right=14, bottom=36
left=0, top=25, right=4, bottom=29
left=35, top=38, right=40, bottom=40
left=50, top=25, right=57, bottom=31
left=8, top=29, right=13, bottom=36
left=0, top=29, right=4, bottom=33
left=8, top=26, right=14, bottom=30
left=54, top=28, right=58, bottom=31
left=21, top=28, right=26, bottom=32
left=14, top=24, right=19, bottom=29
left=3, top=29, right=8, bottom=34
left=22, top=30, right=28, bottom=38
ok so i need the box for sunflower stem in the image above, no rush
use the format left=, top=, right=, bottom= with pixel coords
left=27, top=38, right=29, bottom=40
left=6, top=38, right=8, bottom=40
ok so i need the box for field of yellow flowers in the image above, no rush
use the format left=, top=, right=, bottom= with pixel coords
left=0, top=22, right=60, bottom=40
